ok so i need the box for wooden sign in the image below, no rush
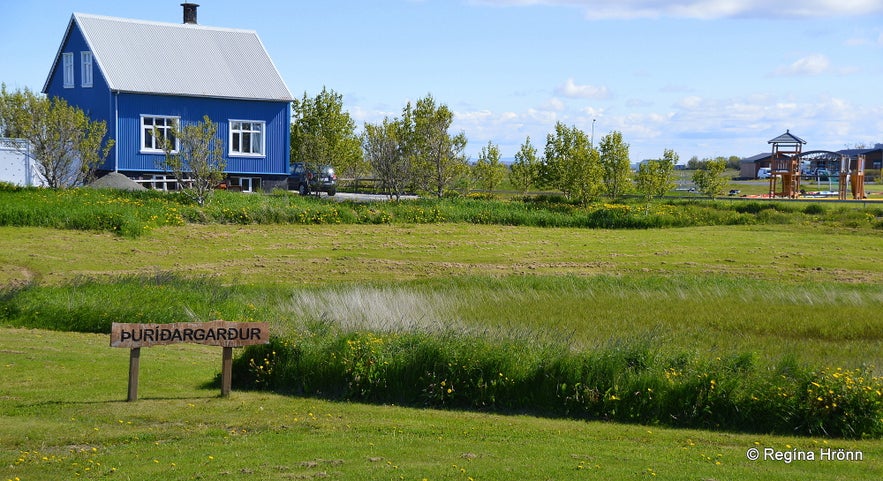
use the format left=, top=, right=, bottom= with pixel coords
left=110, top=321, right=269, bottom=401
left=111, top=321, right=269, bottom=348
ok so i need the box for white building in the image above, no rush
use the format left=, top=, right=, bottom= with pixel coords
left=0, top=138, right=44, bottom=187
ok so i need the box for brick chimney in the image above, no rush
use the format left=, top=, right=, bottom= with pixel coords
left=181, top=3, right=199, bottom=24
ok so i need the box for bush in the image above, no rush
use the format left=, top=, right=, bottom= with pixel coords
left=803, top=203, right=826, bottom=215
left=233, top=330, right=883, bottom=439
left=2, top=188, right=878, bottom=236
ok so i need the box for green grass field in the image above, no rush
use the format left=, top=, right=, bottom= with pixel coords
left=2, top=328, right=881, bottom=481
left=1, top=187, right=882, bottom=479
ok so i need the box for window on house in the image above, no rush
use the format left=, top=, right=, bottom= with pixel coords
left=141, top=115, right=179, bottom=153
left=63, top=53, right=74, bottom=88
left=230, top=176, right=259, bottom=193
left=229, top=120, right=264, bottom=156
left=81, top=51, right=93, bottom=88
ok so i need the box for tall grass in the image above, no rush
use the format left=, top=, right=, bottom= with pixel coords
left=3, top=274, right=880, bottom=364
left=1, top=186, right=880, bottom=237
left=3, top=273, right=880, bottom=438
left=233, top=327, right=883, bottom=439
left=0, top=186, right=186, bottom=236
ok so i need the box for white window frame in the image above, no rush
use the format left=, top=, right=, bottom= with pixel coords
left=229, top=120, right=265, bottom=157
left=62, top=53, right=74, bottom=88
left=140, top=115, right=179, bottom=154
left=231, top=176, right=259, bottom=193
left=81, top=51, right=93, bottom=88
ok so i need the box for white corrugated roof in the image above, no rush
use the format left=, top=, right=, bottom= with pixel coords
left=47, top=13, right=292, bottom=101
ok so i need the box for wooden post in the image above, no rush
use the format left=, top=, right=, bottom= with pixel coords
left=221, top=346, right=233, bottom=397
left=127, top=347, right=140, bottom=402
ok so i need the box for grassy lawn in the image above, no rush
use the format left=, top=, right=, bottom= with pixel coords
left=3, top=222, right=882, bottom=286
left=1, top=201, right=882, bottom=479
left=2, top=327, right=880, bottom=481
left=1, top=223, right=881, bottom=369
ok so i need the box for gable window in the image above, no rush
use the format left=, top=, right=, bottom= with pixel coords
left=81, top=51, right=93, bottom=88
left=141, top=115, right=179, bottom=153
left=229, top=120, right=264, bottom=156
left=62, top=53, right=74, bottom=88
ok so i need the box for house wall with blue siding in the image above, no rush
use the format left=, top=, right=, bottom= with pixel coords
left=116, top=93, right=290, bottom=176
left=43, top=20, right=115, bottom=153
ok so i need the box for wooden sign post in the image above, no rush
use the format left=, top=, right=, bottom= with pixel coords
left=111, top=321, right=269, bottom=401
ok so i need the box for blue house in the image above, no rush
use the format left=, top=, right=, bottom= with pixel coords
left=42, top=4, right=293, bottom=191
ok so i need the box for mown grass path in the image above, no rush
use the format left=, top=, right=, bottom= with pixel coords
left=2, top=223, right=881, bottom=286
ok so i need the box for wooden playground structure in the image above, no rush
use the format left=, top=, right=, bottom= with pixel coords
left=767, top=130, right=805, bottom=198
left=766, top=131, right=867, bottom=199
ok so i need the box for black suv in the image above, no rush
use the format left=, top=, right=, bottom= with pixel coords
left=288, top=162, right=337, bottom=196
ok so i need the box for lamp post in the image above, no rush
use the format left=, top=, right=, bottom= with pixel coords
left=591, top=119, right=596, bottom=149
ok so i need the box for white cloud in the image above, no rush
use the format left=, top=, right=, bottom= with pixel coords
left=468, top=0, right=883, bottom=19
left=555, top=78, right=611, bottom=99
left=383, top=88, right=882, bottom=162
left=773, top=54, right=831, bottom=76
left=544, top=97, right=567, bottom=111
left=582, top=106, right=606, bottom=118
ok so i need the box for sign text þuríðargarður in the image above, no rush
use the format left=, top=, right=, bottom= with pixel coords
left=111, top=321, right=269, bottom=348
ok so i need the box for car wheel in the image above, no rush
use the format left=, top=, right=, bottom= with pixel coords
left=298, top=183, right=308, bottom=196
left=327, top=187, right=336, bottom=196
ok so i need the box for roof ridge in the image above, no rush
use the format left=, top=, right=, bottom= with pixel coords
left=72, top=12, right=257, bottom=34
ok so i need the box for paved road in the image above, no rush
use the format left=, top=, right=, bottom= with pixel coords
left=318, top=192, right=419, bottom=202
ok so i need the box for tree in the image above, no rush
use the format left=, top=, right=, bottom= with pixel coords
left=542, top=121, right=602, bottom=204
left=598, top=130, right=632, bottom=199
left=472, top=141, right=506, bottom=192
left=0, top=85, right=112, bottom=188
left=510, top=136, right=540, bottom=194
left=725, top=155, right=741, bottom=171
left=401, top=94, right=468, bottom=198
left=158, top=115, right=225, bottom=206
left=691, top=158, right=728, bottom=199
left=291, top=87, right=364, bottom=180
left=362, top=117, right=410, bottom=200
left=635, top=148, right=677, bottom=203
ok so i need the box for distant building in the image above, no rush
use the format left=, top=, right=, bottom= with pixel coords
left=838, top=147, right=882, bottom=173
left=739, top=152, right=772, bottom=179
left=42, top=4, right=293, bottom=191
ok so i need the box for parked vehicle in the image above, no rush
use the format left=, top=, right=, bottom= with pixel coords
left=757, top=168, right=771, bottom=179
left=802, top=168, right=832, bottom=180
left=288, top=162, right=337, bottom=196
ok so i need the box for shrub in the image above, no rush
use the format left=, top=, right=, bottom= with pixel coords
left=0, top=188, right=878, bottom=236
left=803, top=203, right=826, bottom=215
left=232, top=330, right=883, bottom=439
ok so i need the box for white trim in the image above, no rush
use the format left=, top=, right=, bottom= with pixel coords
left=140, top=115, right=179, bottom=154
left=81, top=51, right=93, bottom=88
left=228, top=119, right=265, bottom=157
left=231, top=176, right=256, bottom=193
left=62, top=52, right=74, bottom=88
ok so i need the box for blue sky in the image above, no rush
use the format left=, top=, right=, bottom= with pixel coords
left=2, top=1, right=882, bottom=162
